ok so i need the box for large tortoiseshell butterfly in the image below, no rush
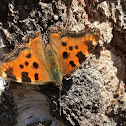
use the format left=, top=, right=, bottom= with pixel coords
left=0, top=27, right=99, bottom=90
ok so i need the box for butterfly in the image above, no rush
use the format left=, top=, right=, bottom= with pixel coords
left=0, top=27, right=99, bottom=90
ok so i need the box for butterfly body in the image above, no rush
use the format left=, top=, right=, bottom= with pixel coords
left=0, top=27, right=99, bottom=89
left=44, top=45, right=63, bottom=87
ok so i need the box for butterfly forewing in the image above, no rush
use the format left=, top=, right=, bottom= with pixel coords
left=56, top=29, right=99, bottom=75
left=0, top=39, right=50, bottom=84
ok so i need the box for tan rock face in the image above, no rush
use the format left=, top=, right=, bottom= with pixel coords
left=0, top=0, right=125, bottom=126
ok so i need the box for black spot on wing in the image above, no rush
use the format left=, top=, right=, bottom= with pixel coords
left=85, top=41, right=94, bottom=53
left=19, top=64, right=24, bottom=69
left=62, top=42, right=67, bottom=46
left=74, top=45, right=78, bottom=49
left=25, top=61, right=29, bottom=66
left=5, top=68, right=16, bottom=80
left=63, top=51, right=68, bottom=59
left=76, top=51, right=86, bottom=64
left=34, top=73, right=39, bottom=80
left=26, top=53, right=31, bottom=58
left=69, top=46, right=73, bottom=51
left=33, top=62, right=39, bottom=69
left=69, top=61, right=76, bottom=67
left=21, top=72, right=31, bottom=82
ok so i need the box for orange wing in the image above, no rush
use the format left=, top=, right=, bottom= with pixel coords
left=0, top=32, right=50, bottom=85
left=49, top=27, right=99, bottom=75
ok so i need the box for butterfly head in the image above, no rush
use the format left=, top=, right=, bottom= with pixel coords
left=55, top=81, right=62, bottom=90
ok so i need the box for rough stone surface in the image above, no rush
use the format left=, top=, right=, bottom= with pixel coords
left=0, top=0, right=125, bottom=126
left=0, top=78, right=17, bottom=126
